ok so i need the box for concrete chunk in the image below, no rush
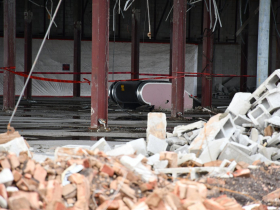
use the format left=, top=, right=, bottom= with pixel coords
left=106, top=144, right=135, bottom=157
left=147, top=135, right=168, bottom=154
left=90, top=138, right=111, bottom=152
left=198, top=139, right=226, bottom=164
left=226, top=92, right=252, bottom=116
left=173, top=121, right=205, bottom=137
left=147, top=112, right=166, bottom=141
left=0, top=137, right=31, bottom=157
left=126, top=138, right=147, bottom=155
left=233, top=115, right=252, bottom=127
left=174, top=145, right=189, bottom=154
left=218, top=143, right=254, bottom=164
left=0, top=169, right=13, bottom=184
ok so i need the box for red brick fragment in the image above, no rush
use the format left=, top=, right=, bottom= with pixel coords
left=232, top=169, right=250, bottom=177
left=100, top=164, right=114, bottom=177
left=33, top=164, right=47, bottom=183
left=207, top=177, right=225, bottom=185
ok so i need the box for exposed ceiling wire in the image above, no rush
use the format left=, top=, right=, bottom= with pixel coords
left=165, top=0, right=222, bottom=32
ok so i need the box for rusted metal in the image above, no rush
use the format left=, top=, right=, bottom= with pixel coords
left=24, top=0, right=33, bottom=99
left=201, top=1, right=214, bottom=107
left=131, top=9, right=140, bottom=80
left=240, top=0, right=248, bottom=92
left=91, top=0, right=109, bottom=129
left=171, top=0, right=186, bottom=117
left=169, top=18, right=172, bottom=83
left=3, top=0, right=16, bottom=110
left=73, top=0, right=82, bottom=97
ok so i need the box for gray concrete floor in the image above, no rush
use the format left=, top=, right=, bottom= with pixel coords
left=0, top=97, right=216, bottom=155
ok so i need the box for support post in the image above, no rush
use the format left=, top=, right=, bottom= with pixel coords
left=24, top=0, right=33, bottom=99
left=171, top=0, right=186, bottom=117
left=240, top=0, right=249, bottom=92
left=169, top=18, right=173, bottom=82
left=3, top=0, right=16, bottom=110
left=91, top=0, right=109, bottom=129
left=73, top=0, right=82, bottom=97
left=131, top=9, right=140, bottom=80
left=201, top=1, right=214, bottom=107
left=257, top=0, right=271, bottom=87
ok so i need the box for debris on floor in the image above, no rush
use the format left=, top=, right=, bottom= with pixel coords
left=3, top=71, right=280, bottom=209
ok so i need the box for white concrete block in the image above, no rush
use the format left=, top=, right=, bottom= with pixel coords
left=189, top=114, right=236, bottom=155
left=153, top=160, right=168, bottom=169
left=258, top=146, right=278, bottom=160
left=218, top=143, right=254, bottom=164
left=120, top=155, right=156, bottom=182
left=177, top=153, right=203, bottom=166
left=250, top=153, right=271, bottom=163
left=249, top=128, right=259, bottom=142
left=90, top=138, right=111, bottom=152
left=0, top=137, right=31, bottom=157
left=257, top=89, right=280, bottom=113
left=166, top=132, right=174, bottom=138
left=106, top=144, right=135, bottom=156
left=173, top=121, right=205, bottom=137
left=198, top=139, right=225, bottom=164
left=126, top=138, right=147, bottom=155
left=147, top=154, right=160, bottom=165
left=0, top=169, right=13, bottom=184
left=248, top=105, right=271, bottom=129
left=147, top=134, right=168, bottom=154
left=169, top=144, right=182, bottom=151
left=265, top=116, right=280, bottom=127
left=267, top=132, right=280, bottom=147
left=174, top=145, right=189, bottom=154
left=147, top=112, right=166, bottom=141
left=233, top=115, right=252, bottom=127
left=264, top=69, right=280, bottom=90
left=225, top=92, right=252, bottom=116
left=230, top=142, right=252, bottom=155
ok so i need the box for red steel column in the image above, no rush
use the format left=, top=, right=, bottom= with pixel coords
left=73, top=0, right=82, bottom=97
left=131, top=9, right=140, bottom=80
left=91, top=0, right=109, bottom=129
left=24, top=0, right=32, bottom=99
left=169, top=18, right=173, bottom=83
left=201, top=2, right=214, bottom=107
left=171, top=0, right=186, bottom=117
left=3, top=0, right=16, bottom=110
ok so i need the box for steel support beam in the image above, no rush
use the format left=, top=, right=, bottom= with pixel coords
left=169, top=18, right=173, bottom=83
left=257, top=0, right=271, bottom=87
left=131, top=9, right=140, bottom=80
left=3, top=0, right=16, bottom=110
left=73, top=0, right=82, bottom=97
left=171, top=0, right=186, bottom=117
left=24, top=0, right=33, bottom=99
left=201, top=1, right=214, bottom=107
left=91, top=0, right=109, bottom=129
left=240, top=0, right=249, bottom=92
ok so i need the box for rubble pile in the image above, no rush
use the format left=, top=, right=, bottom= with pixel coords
left=0, top=145, right=249, bottom=210
left=164, top=70, right=280, bottom=167
left=2, top=71, right=280, bottom=209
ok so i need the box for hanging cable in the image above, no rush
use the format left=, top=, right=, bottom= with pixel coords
left=8, top=0, right=63, bottom=126
left=146, top=0, right=151, bottom=39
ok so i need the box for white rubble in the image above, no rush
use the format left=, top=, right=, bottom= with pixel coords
left=0, top=137, right=32, bottom=157
left=90, top=138, right=111, bottom=152
left=147, top=134, right=168, bottom=155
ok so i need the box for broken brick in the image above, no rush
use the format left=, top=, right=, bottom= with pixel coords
left=100, top=164, right=114, bottom=177
left=23, top=160, right=36, bottom=175
left=1, top=159, right=10, bottom=169
left=232, top=169, right=250, bottom=178
left=33, top=164, right=47, bottom=183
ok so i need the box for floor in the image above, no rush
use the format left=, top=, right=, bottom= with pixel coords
left=0, top=97, right=225, bottom=157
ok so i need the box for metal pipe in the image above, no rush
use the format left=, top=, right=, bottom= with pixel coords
left=257, top=0, right=271, bottom=87
left=9, top=0, right=63, bottom=125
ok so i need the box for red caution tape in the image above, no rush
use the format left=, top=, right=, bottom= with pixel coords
left=2, top=68, right=90, bottom=85
left=0, top=66, right=256, bottom=84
